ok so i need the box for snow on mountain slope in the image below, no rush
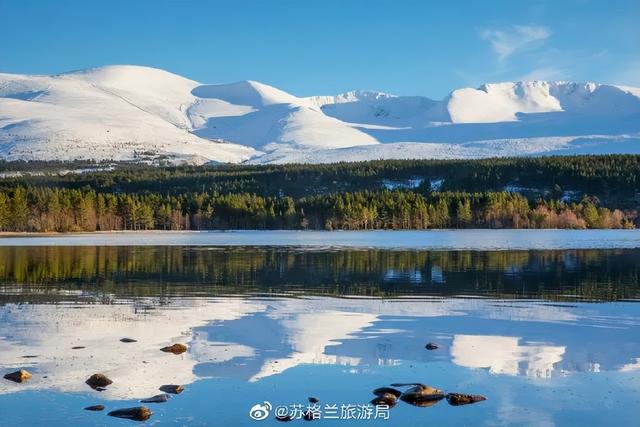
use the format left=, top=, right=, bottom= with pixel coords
left=193, top=80, right=308, bottom=108
left=248, top=135, right=640, bottom=165
left=0, top=66, right=257, bottom=163
left=0, top=66, right=377, bottom=162
left=308, top=90, right=449, bottom=127
left=446, top=82, right=563, bottom=123
left=70, top=65, right=199, bottom=129
left=313, top=82, right=640, bottom=127
left=313, top=81, right=640, bottom=146
left=446, top=81, right=640, bottom=123
left=0, top=65, right=639, bottom=164
left=190, top=81, right=377, bottom=149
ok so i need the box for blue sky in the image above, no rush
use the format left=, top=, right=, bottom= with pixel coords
left=1, top=0, right=638, bottom=98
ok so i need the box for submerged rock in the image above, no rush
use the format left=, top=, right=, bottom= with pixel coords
left=308, top=396, right=319, bottom=404
left=391, top=383, right=446, bottom=406
left=84, top=405, right=105, bottom=411
left=372, top=387, right=402, bottom=398
left=141, top=393, right=170, bottom=403
left=160, top=343, right=188, bottom=354
left=446, top=393, right=487, bottom=406
left=120, top=338, right=138, bottom=343
left=3, top=369, right=32, bottom=383
left=425, top=342, right=439, bottom=350
left=370, top=393, right=397, bottom=408
left=159, top=384, right=184, bottom=394
left=108, top=407, right=152, bottom=421
left=85, top=373, right=113, bottom=390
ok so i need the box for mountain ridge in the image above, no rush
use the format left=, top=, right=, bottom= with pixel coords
left=1, top=65, right=639, bottom=164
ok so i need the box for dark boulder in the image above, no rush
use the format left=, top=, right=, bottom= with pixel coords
left=107, top=407, right=152, bottom=421
left=159, top=384, right=184, bottom=394
left=160, top=343, right=187, bottom=355
left=370, top=393, right=397, bottom=408
left=372, top=387, right=402, bottom=398
left=3, top=369, right=32, bottom=383
left=141, top=393, right=170, bottom=403
left=446, top=393, right=487, bottom=406
left=391, top=383, right=445, bottom=406
left=85, top=373, right=113, bottom=390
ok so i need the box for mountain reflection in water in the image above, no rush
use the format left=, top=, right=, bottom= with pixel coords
left=0, top=245, right=639, bottom=426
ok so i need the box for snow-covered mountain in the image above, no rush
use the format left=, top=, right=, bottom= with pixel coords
left=1, top=65, right=639, bottom=164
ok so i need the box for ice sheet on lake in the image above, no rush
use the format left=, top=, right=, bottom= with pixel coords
left=1, top=229, right=640, bottom=250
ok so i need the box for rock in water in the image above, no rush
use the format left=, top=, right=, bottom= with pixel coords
left=160, top=343, right=188, bottom=354
left=370, top=393, right=397, bottom=408
left=446, top=393, right=487, bottom=406
left=391, top=383, right=446, bottom=406
left=84, top=405, right=105, bottom=411
left=108, top=407, right=152, bottom=421
left=141, top=393, right=170, bottom=403
left=308, top=396, right=319, bottom=403
left=3, top=370, right=32, bottom=383
left=159, top=384, right=184, bottom=394
left=425, top=342, right=439, bottom=350
left=372, top=387, right=402, bottom=398
left=120, top=338, right=137, bottom=343
left=85, top=373, right=113, bottom=389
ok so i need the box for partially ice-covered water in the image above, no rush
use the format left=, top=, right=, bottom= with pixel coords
left=1, top=229, right=640, bottom=250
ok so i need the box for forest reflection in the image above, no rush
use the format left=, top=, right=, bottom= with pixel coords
left=0, top=246, right=638, bottom=302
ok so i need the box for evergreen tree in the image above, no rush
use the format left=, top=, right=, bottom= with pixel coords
left=0, top=193, right=9, bottom=231
left=456, top=199, right=472, bottom=227
left=10, top=187, right=29, bottom=231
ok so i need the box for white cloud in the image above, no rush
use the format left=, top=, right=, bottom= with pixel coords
left=481, top=25, right=551, bottom=61
left=450, top=334, right=566, bottom=378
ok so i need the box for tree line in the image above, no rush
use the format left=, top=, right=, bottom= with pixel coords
left=2, top=155, right=638, bottom=206
left=1, top=246, right=638, bottom=302
left=0, top=186, right=635, bottom=232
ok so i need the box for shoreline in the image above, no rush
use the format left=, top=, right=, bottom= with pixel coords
left=0, top=229, right=639, bottom=250
left=1, top=227, right=638, bottom=236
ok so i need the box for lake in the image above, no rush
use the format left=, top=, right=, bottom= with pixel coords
left=0, top=230, right=639, bottom=426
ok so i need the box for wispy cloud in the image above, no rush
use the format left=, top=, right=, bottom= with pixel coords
left=481, top=25, right=551, bottom=61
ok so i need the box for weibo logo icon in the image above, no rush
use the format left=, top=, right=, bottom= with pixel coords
left=249, top=401, right=272, bottom=421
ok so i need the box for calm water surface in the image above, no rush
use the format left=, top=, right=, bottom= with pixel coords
left=0, top=231, right=639, bottom=426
